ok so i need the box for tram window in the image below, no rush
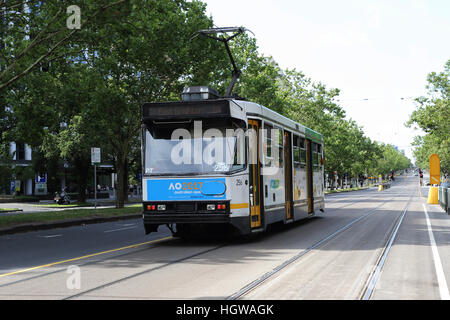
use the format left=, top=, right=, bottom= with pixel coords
left=293, top=135, right=300, bottom=168
left=299, top=137, right=306, bottom=168
left=276, top=127, right=283, bottom=168
left=312, top=142, right=320, bottom=171
left=300, top=149, right=306, bottom=168
left=264, top=123, right=273, bottom=167
left=263, top=123, right=283, bottom=168
left=299, top=137, right=305, bottom=149
left=232, top=129, right=246, bottom=171
left=143, top=119, right=247, bottom=175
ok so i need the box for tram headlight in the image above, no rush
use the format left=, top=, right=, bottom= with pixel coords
left=157, top=204, right=166, bottom=211
left=207, top=204, right=216, bottom=211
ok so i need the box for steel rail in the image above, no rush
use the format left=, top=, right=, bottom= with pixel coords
left=227, top=183, right=413, bottom=300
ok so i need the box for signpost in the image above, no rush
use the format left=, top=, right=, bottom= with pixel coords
left=35, top=173, right=48, bottom=195
left=91, top=148, right=101, bottom=210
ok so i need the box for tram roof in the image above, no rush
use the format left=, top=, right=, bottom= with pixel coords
left=141, top=98, right=323, bottom=144
left=232, top=99, right=323, bottom=144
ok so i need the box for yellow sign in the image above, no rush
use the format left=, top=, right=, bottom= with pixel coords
left=429, top=154, right=440, bottom=185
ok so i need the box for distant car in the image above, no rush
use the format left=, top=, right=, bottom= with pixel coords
left=425, top=181, right=431, bottom=186
left=414, top=173, right=418, bottom=176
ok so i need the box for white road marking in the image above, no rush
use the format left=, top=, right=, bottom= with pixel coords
left=362, top=201, right=410, bottom=300
left=104, top=226, right=137, bottom=233
left=38, top=234, right=62, bottom=238
left=422, top=204, right=450, bottom=300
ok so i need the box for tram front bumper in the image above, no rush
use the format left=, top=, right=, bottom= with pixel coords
left=143, top=213, right=250, bottom=235
left=143, top=213, right=231, bottom=224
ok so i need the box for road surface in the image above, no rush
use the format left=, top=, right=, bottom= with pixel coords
left=0, top=175, right=448, bottom=300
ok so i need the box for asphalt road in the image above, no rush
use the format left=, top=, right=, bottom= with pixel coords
left=0, top=175, right=448, bottom=300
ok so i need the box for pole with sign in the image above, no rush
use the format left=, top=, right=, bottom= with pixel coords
left=91, top=148, right=101, bottom=210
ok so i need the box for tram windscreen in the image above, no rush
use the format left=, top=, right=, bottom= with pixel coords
left=143, top=119, right=246, bottom=175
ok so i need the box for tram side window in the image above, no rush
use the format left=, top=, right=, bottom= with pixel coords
left=264, top=123, right=283, bottom=168
left=293, top=135, right=300, bottom=168
left=318, top=144, right=323, bottom=169
left=312, top=142, right=321, bottom=171
left=299, top=137, right=306, bottom=168
left=264, top=123, right=273, bottom=167
left=232, top=129, right=246, bottom=171
left=276, top=127, right=283, bottom=168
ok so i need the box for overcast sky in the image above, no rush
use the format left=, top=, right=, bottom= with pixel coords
left=203, top=0, right=450, bottom=161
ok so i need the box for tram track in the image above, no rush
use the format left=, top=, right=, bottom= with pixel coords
left=63, top=242, right=228, bottom=300
left=227, top=183, right=415, bottom=300
left=0, top=198, right=366, bottom=294
left=0, top=186, right=385, bottom=288
left=0, top=236, right=175, bottom=289
left=0, top=181, right=415, bottom=300
left=359, top=191, right=415, bottom=300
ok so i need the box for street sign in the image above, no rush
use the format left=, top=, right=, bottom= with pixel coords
left=91, top=147, right=101, bottom=164
left=429, top=154, right=440, bottom=185
left=91, top=147, right=101, bottom=211
left=36, top=173, right=47, bottom=183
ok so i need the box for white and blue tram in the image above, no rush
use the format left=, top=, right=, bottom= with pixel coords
left=141, top=86, right=325, bottom=237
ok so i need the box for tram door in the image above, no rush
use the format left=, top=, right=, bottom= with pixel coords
left=248, top=120, right=262, bottom=228
left=284, top=131, right=293, bottom=220
left=306, top=139, right=314, bottom=214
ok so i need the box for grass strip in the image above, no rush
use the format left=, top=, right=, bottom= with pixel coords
left=0, top=206, right=142, bottom=228
left=325, top=186, right=369, bottom=194
left=31, top=202, right=93, bottom=208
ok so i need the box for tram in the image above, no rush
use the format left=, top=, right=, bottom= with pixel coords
left=140, top=28, right=324, bottom=237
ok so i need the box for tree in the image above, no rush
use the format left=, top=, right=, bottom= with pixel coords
left=71, top=0, right=229, bottom=207
left=407, top=60, right=450, bottom=174
left=0, top=0, right=129, bottom=91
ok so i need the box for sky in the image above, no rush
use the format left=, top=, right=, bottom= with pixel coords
left=203, top=0, right=450, bottom=161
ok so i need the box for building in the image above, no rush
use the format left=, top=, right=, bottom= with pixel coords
left=9, top=142, right=35, bottom=196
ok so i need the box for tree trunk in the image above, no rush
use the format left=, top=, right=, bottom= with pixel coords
left=75, top=157, right=89, bottom=203
left=115, top=149, right=128, bottom=208
left=122, top=158, right=128, bottom=202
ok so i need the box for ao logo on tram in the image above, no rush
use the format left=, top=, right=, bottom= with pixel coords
left=140, top=86, right=325, bottom=237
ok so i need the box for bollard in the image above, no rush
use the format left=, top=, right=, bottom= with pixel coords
left=447, top=188, right=450, bottom=214
left=427, top=186, right=439, bottom=204
left=378, top=184, right=383, bottom=191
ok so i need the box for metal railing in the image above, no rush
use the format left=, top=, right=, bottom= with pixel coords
left=438, top=186, right=449, bottom=214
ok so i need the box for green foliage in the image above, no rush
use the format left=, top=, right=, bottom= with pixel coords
left=407, top=60, right=450, bottom=173
left=0, top=0, right=130, bottom=91
left=2, top=0, right=414, bottom=199
left=376, top=144, right=411, bottom=175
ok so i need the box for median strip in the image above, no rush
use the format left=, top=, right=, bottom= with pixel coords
left=0, top=205, right=143, bottom=235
